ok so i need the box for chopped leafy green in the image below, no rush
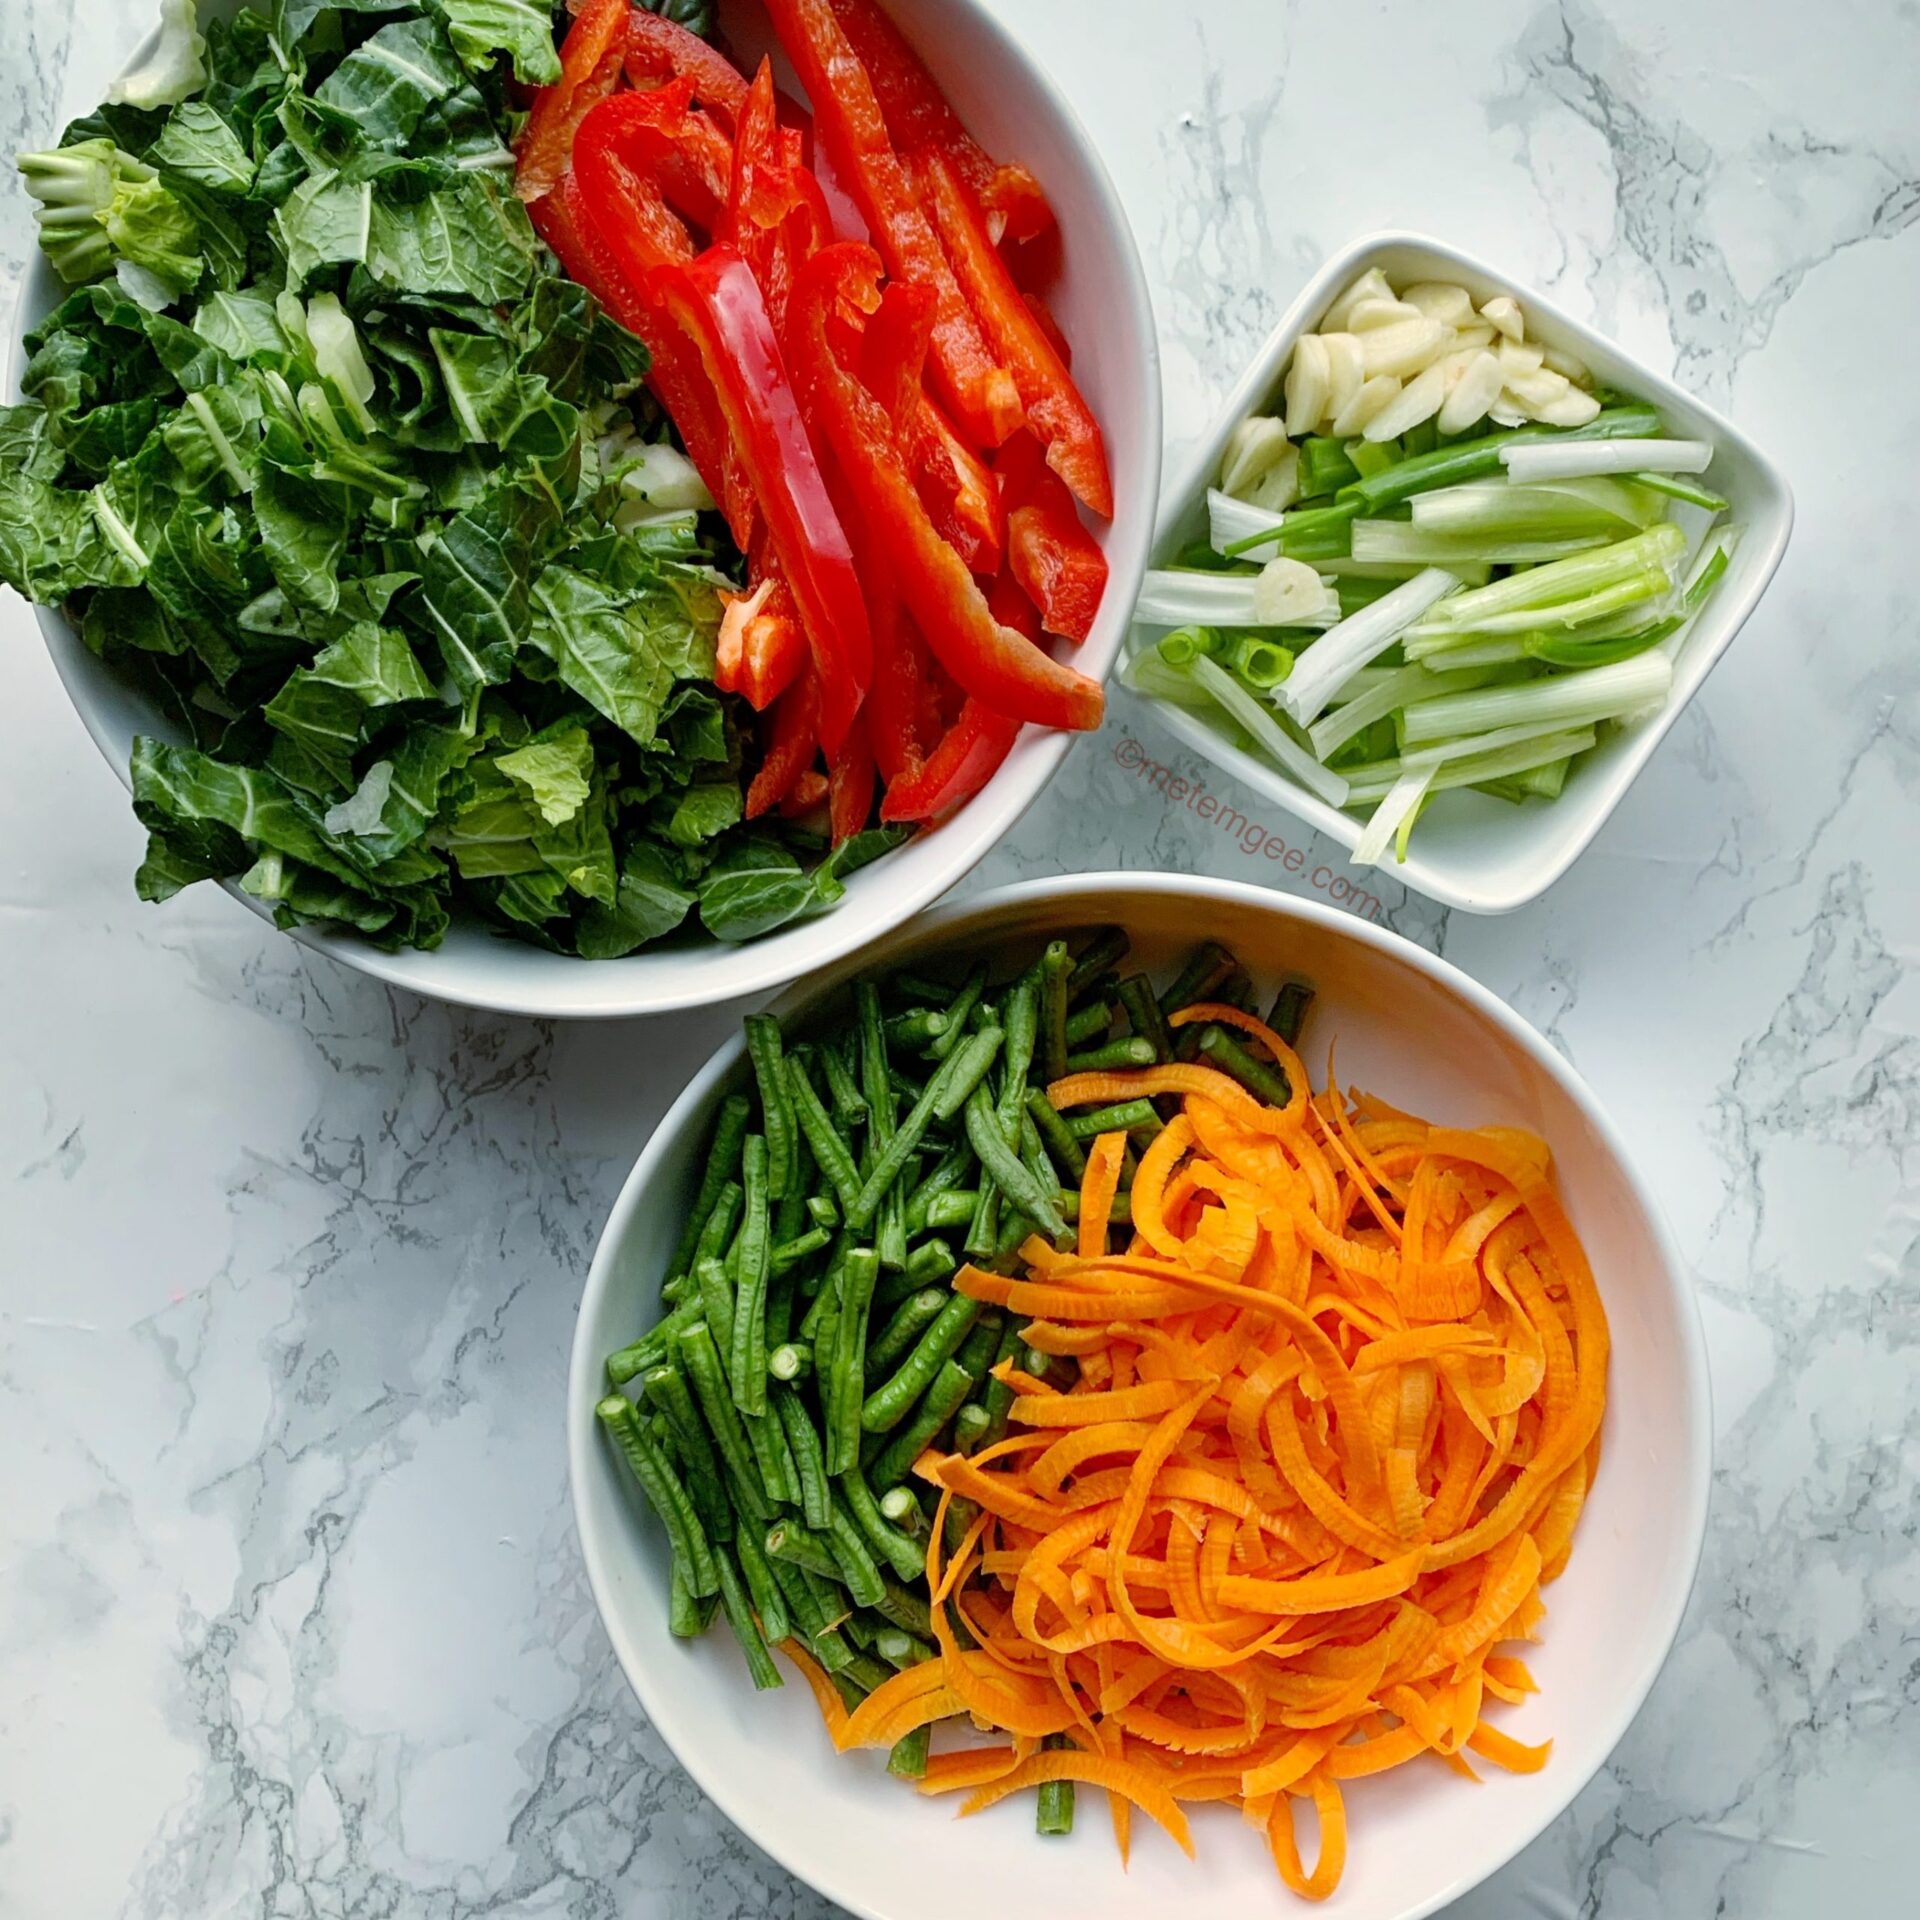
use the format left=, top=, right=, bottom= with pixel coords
left=2, top=0, right=911, bottom=958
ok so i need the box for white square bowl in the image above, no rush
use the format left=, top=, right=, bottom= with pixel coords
left=1130, top=231, right=1794, bottom=915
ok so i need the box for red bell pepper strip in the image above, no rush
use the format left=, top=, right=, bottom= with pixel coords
left=748, top=666, right=823, bottom=818
left=858, top=281, right=1003, bottom=574
left=624, top=11, right=751, bottom=132
left=828, top=712, right=877, bottom=844
left=995, top=431, right=1107, bottom=643
left=574, top=81, right=731, bottom=246
left=914, top=149, right=1112, bottom=518
left=826, top=0, right=1052, bottom=243
left=717, top=571, right=809, bottom=711
left=515, top=0, right=631, bottom=203
left=724, top=61, right=833, bottom=343
left=565, top=113, right=757, bottom=546
left=790, top=244, right=1102, bottom=734
left=985, top=559, right=1042, bottom=642
left=653, top=246, right=871, bottom=755
left=778, top=768, right=830, bottom=818
left=879, top=698, right=1022, bottom=823
left=763, top=0, right=1022, bottom=449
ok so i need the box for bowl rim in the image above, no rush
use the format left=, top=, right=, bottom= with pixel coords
left=568, top=868, right=1714, bottom=1920
left=5, top=0, right=1164, bottom=1020
left=1130, top=225, right=1795, bottom=915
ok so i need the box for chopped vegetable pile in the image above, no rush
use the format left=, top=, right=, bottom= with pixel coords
left=1, top=0, right=1110, bottom=955
left=599, top=922, right=1608, bottom=1899
left=1124, top=269, right=1739, bottom=865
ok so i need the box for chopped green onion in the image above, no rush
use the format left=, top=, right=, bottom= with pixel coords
left=1276, top=566, right=1461, bottom=724
left=1351, top=523, right=1611, bottom=567
left=1398, top=651, right=1672, bottom=748
left=1498, top=437, right=1710, bottom=482
left=1228, top=636, right=1295, bottom=690
left=1182, top=653, right=1349, bottom=807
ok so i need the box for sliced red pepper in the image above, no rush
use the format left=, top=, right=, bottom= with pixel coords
left=915, top=148, right=1112, bottom=518
left=790, top=243, right=1102, bottom=734
left=748, top=666, right=823, bottom=818
left=778, top=768, right=830, bottom=818
left=565, top=115, right=757, bottom=546
left=515, top=0, right=631, bottom=203
left=717, top=571, right=809, bottom=711
left=828, top=712, right=877, bottom=844
left=624, top=11, right=751, bottom=132
left=764, top=0, right=1022, bottom=449
left=653, top=246, right=871, bottom=755
left=879, top=699, right=1022, bottom=823
left=827, top=0, right=1052, bottom=243
left=858, top=281, right=1002, bottom=573
left=724, top=61, right=833, bottom=343
left=574, top=81, right=731, bottom=247
left=995, top=431, right=1107, bottom=643
left=985, top=560, right=1042, bottom=642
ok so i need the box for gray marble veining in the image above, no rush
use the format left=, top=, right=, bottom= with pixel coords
left=1, top=3, right=1914, bottom=1916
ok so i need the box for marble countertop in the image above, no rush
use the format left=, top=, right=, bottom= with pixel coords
left=2, top=2, right=1914, bottom=1915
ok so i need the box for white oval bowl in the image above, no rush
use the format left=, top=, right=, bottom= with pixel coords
left=7, top=0, right=1161, bottom=1018
left=570, top=872, right=1711, bottom=1920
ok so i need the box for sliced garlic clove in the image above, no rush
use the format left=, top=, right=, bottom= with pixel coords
left=1530, top=386, right=1602, bottom=427
left=1329, top=372, right=1402, bottom=438
left=1400, top=281, right=1476, bottom=327
left=1322, top=332, right=1366, bottom=425
left=1362, top=359, right=1452, bottom=441
left=1322, top=267, right=1394, bottom=333
left=1479, top=294, right=1525, bottom=341
left=1502, top=364, right=1572, bottom=409
left=1221, top=415, right=1292, bottom=495
left=1347, top=296, right=1425, bottom=332
left=1252, top=555, right=1334, bottom=626
left=1541, top=343, right=1593, bottom=385
left=1450, top=324, right=1496, bottom=353
left=1496, top=338, right=1546, bottom=377
left=1435, top=350, right=1505, bottom=433
left=1359, top=317, right=1453, bottom=379
left=1242, top=443, right=1300, bottom=512
left=1283, top=334, right=1331, bottom=436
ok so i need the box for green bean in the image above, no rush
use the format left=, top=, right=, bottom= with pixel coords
left=841, top=1609, right=878, bottom=1653
left=873, top=1571, right=932, bottom=1640
left=952, top=1403, right=991, bottom=1453
left=1039, top=939, right=1071, bottom=1083
left=1064, top=1097, right=1160, bottom=1138
left=1217, top=964, right=1256, bottom=1011
left=823, top=1492, right=887, bottom=1605
left=903, top=1237, right=957, bottom=1288
left=1159, top=939, right=1236, bottom=1015
left=867, top=1287, right=950, bottom=1375
left=842, top=1649, right=894, bottom=1695
left=808, top=1193, right=839, bottom=1230
left=743, top=1016, right=796, bottom=1203
left=876, top=1186, right=909, bottom=1274
left=964, top=1181, right=1000, bottom=1257
left=695, top=1255, right=735, bottom=1366
left=887, top=1064, right=924, bottom=1107
left=769, top=1340, right=813, bottom=1383
left=824, top=1246, right=881, bottom=1475
left=785, top=1055, right=864, bottom=1215
left=692, top=1179, right=745, bottom=1272
left=846, top=1027, right=1003, bottom=1229
left=992, top=1206, right=1038, bottom=1267
left=678, top=1322, right=773, bottom=1522
left=974, top=1319, right=1027, bottom=1451
left=729, top=1135, right=772, bottom=1415
left=966, top=1084, right=1067, bottom=1239
left=1267, top=980, right=1315, bottom=1047
left=1064, top=1034, right=1156, bottom=1074
left=732, top=1522, right=792, bottom=1645
left=889, top=969, right=956, bottom=1005
left=770, top=1225, right=831, bottom=1274
left=640, top=1364, right=733, bottom=1545
left=921, top=1190, right=978, bottom=1232
left=867, top=1359, right=975, bottom=1488
left=878, top=1485, right=927, bottom=1538
left=1018, top=1108, right=1057, bottom=1196
left=817, top=1630, right=860, bottom=1680
left=597, top=1395, right=719, bottom=1597
left=819, top=1040, right=868, bottom=1128
left=994, top=977, right=1038, bottom=1141
left=775, top=1385, right=832, bottom=1531
left=1024, top=1087, right=1088, bottom=1179
left=765, top=1519, right=842, bottom=1583
left=1067, top=927, right=1128, bottom=998
left=1197, top=1023, right=1292, bottom=1106
left=668, top=1557, right=711, bottom=1639
left=1036, top=1735, right=1075, bottom=1834
left=1064, top=999, right=1113, bottom=1047
left=837, top=1462, right=926, bottom=1583
left=604, top=1294, right=702, bottom=1385
left=886, top=1007, right=950, bottom=1051
left=862, top=1293, right=982, bottom=1433
left=941, top=1492, right=982, bottom=1558
left=765, top=1548, right=825, bottom=1642
left=714, top=1545, right=783, bottom=1690
left=742, top=1402, right=795, bottom=1509
left=928, top=961, right=988, bottom=1060
left=875, top=1625, right=936, bottom=1669
left=667, top=1093, right=751, bottom=1280
left=1118, top=973, right=1175, bottom=1063
left=887, top=1726, right=931, bottom=1778
left=1059, top=1187, right=1132, bottom=1227
left=905, top=1141, right=972, bottom=1234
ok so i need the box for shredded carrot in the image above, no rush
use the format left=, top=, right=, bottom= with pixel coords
left=793, top=1047, right=1607, bottom=1901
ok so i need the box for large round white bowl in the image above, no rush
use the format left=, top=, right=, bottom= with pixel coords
left=6, top=0, right=1161, bottom=1018
left=570, top=873, right=1712, bottom=1920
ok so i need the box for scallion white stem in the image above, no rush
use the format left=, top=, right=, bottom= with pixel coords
left=1350, top=523, right=1610, bottom=567
left=1499, top=438, right=1712, bottom=482
left=1342, top=727, right=1599, bottom=806
left=1277, top=566, right=1461, bottom=724
left=1135, top=569, right=1338, bottom=630
left=1351, top=766, right=1436, bottom=865
left=1398, top=651, right=1672, bottom=748
left=1415, top=524, right=1685, bottom=629
left=1184, top=653, right=1350, bottom=806
left=1207, top=488, right=1285, bottom=560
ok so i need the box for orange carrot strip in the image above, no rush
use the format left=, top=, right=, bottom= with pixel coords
left=960, top=1748, right=1196, bottom=1858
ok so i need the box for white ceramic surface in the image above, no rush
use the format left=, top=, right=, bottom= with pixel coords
left=2, top=0, right=1162, bottom=1018
left=1130, top=232, right=1793, bottom=914
left=570, top=875, right=1711, bottom=1920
